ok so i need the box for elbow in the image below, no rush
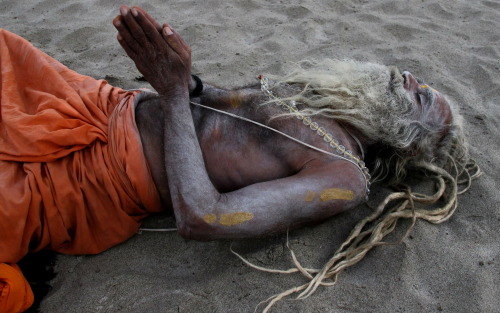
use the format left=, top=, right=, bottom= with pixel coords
left=176, top=223, right=204, bottom=241
left=174, top=193, right=227, bottom=241
left=176, top=214, right=216, bottom=241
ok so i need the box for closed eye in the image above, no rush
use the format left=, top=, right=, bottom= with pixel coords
left=414, top=92, right=421, bottom=105
left=415, top=91, right=426, bottom=106
left=417, top=88, right=434, bottom=106
left=418, top=93, right=427, bottom=105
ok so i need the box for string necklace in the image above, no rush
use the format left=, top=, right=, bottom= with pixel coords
left=188, top=76, right=371, bottom=200
left=257, top=75, right=370, bottom=200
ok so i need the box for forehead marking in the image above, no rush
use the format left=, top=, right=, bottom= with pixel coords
left=421, top=84, right=437, bottom=92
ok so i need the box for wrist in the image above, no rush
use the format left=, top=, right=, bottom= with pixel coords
left=156, top=83, right=189, bottom=99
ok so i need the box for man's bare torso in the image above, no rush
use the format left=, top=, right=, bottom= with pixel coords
left=135, top=84, right=365, bottom=214
left=112, top=6, right=369, bottom=240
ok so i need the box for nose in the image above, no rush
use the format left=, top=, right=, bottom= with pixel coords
left=402, top=71, right=419, bottom=91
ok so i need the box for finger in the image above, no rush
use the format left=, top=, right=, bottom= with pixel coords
left=120, top=5, right=149, bottom=47
left=131, top=7, right=166, bottom=47
left=132, top=6, right=161, bottom=31
left=162, top=23, right=190, bottom=51
left=162, top=25, right=191, bottom=58
left=116, top=33, right=137, bottom=60
left=113, top=15, right=141, bottom=54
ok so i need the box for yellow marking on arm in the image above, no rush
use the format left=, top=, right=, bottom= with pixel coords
left=219, top=212, right=254, bottom=226
left=304, top=190, right=317, bottom=202
left=202, top=213, right=217, bottom=224
left=319, top=188, right=355, bottom=201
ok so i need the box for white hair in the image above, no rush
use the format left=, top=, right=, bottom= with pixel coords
left=248, top=59, right=480, bottom=312
left=267, top=59, right=468, bottom=183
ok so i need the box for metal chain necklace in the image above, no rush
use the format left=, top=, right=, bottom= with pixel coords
left=258, top=75, right=371, bottom=199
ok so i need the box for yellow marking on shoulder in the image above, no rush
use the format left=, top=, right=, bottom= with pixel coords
left=219, top=212, right=254, bottom=226
left=229, top=92, right=242, bottom=108
left=202, top=213, right=217, bottom=224
left=319, top=188, right=355, bottom=201
left=304, top=190, right=317, bottom=202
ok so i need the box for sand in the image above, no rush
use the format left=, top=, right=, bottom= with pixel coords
left=2, top=0, right=499, bottom=312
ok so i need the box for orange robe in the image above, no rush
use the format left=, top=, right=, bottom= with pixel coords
left=0, top=29, right=163, bottom=311
left=0, top=264, right=33, bottom=313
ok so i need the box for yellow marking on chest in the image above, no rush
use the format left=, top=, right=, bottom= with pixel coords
left=219, top=212, right=254, bottom=226
left=304, top=190, right=317, bottom=202
left=319, top=188, right=355, bottom=201
left=202, top=213, right=217, bottom=224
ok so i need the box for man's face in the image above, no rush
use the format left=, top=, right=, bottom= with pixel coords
left=402, top=71, right=453, bottom=129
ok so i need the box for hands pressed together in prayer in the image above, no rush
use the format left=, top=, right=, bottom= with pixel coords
left=113, top=5, right=191, bottom=97
left=110, top=5, right=365, bottom=241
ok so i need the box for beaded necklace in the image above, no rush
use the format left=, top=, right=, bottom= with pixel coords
left=258, top=75, right=371, bottom=200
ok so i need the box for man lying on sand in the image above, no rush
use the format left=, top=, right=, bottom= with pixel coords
left=0, top=5, right=479, bottom=313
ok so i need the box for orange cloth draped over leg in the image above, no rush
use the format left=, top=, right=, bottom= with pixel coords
left=0, top=264, right=33, bottom=313
left=0, top=29, right=163, bottom=311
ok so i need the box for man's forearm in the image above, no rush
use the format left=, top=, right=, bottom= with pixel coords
left=160, top=89, right=221, bottom=228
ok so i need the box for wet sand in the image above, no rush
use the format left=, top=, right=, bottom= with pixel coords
left=1, top=0, right=499, bottom=312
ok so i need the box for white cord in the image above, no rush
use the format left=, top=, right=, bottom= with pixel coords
left=190, top=101, right=361, bottom=169
left=138, top=227, right=178, bottom=233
